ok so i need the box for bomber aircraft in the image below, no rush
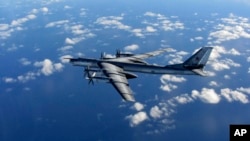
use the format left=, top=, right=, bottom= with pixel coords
left=67, top=47, right=213, bottom=102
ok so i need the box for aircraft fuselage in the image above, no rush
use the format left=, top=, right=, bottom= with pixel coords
left=70, top=57, right=196, bottom=75
left=68, top=47, right=213, bottom=101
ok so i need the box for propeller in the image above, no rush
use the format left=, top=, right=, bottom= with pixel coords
left=88, top=76, right=94, bottom=85
left=116, top=49, right=121, bottom=58
left=84, top=66, right=96, bottom=85
left=100, top=52, right=106, bottom=59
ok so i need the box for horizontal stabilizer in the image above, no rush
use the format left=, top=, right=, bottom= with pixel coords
left=192, top=69, right=207, bottom=76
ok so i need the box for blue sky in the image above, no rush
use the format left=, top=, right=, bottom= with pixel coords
left=1, top=0, right=250, bottom=141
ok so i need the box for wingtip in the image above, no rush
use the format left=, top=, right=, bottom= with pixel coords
left=124, top=97, right=136, bottom=102
left=123, top=95, right=136, bottom=102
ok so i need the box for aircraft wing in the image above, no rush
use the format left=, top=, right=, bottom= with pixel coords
left=128, top=48, right=172, bottom=60
left=99, top=62, right=135, bottom=102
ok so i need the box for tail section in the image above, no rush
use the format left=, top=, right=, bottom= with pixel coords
left=183, top=47, right=213, bottom=76
left=183, top=47, right=213, bottom=69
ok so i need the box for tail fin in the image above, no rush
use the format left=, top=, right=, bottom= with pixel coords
left=183, top=47, right=213, bottom=76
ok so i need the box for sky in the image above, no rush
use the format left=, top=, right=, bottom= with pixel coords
left=1, top=0, right=250, bottom=141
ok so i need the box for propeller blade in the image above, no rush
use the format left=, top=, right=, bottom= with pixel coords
left=116, top=49, right=121, bottom=57
left=100, top=52, right=104, bottom=59
left=83, top=66, right=89, bottom=78
left=83, top=71, right=86, bottom=78
left=88, top=78, right=94, bottom=85
left=84, top=66, right=96, bottom=85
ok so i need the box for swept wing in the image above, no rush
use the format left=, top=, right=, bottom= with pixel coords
left=111, top=48, right=172, bottom=63
left=99, top=62, right=135, bottom=102
left=130, top=48, right=172, bottom=60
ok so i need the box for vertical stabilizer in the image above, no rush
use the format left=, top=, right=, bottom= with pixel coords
left=183, top=47, right=213, bottom=69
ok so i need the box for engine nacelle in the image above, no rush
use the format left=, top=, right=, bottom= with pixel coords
left=116, top=53, right=134, bottom=58
left=122, top=71, right=137, bottom=79
left=116, top=49, right=134, bottom=58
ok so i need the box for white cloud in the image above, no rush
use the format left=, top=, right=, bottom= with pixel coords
left=35, top=59, right=54, bottom=76
left=223, top=58, right=241, bottom=67
left=0, top=24, right=12, bottom=39
left=208, top=46, right=241, bottom=71
left=211, top=58, right=240, bottom=71
left=144, top=11, right=157, bottom=17
left=61, top=24, right=94, bottom=45
left=211, top=46, right=241, bottom=59
left=57, top=45, right=73, bottom=52
left=30, top=8, right=39, bottom=14
left=160, top=83, right=177, bottom=92
left=34, top=59, right=64, bottom=76
left=150, top=106, right=163, bottom=119
left=54, top=63, right=64, bottom=72
left=126, top=111, right=148, bottom=127
left=95, top=16, right=131, bottom=30
left=237, top=87, right=250, bottom=94
left=209, top=81, right=219, bottom=87
left=247, top=57, right=250, bottom=62
left=210, top=60, right=230, bottom=71
left=4, top=58, right=64, bottom=83
left=1, top=7, right=53, bottom=40
left=160, top=75, right=186, bottom=92
left=174, top=94, right=193, bottom=104
left=124, top=44, right=139, bottom=51
left=209, top=30, right=239, bottom=44
left=224, top=75, right=231, bottom=79
left=131, top=28, right=144, bottom=37
left=102, top=53, right=116, bottom=59
left=221, top=88, right=249, bottom=103
left=27, top=14, right=36, bottom=20
left=194, top=36, right=203, bottom=40
left=177, top=51, right=189, bottom=56
left=17, top=72, right=40, bottom=83
left=228, top=48, right=241, bottom=55
left=59, top=21, right=95, bottom=45
left=196, top=28, right=204, bottom=31
left=45, top=20, right=69, bottom=28
left=132, top=102, right=144, bottom=111
left=71, top=26, right=85, bottom=35
left=23, top=87, right=31, bottom=91
left=146, top=26, right=157, bottom=32
left=209, top=46, right=226, bottom=60
left=64, top=5, right=72, bottom=9
left=80, top=8, right=87, bottom=16
left=96, top=12, right=184, bottom=38
left=139, top=85, right=249, bottom=132
left=191, top=88, right=221, bottom=104
left=205, top=71, right=216, bottom=77
left=69, top=24, right=90, bottom=35
left=208, top=14, right=250, bottom=44
left=42, top=0, right=61, bottom=5
left=41, top=7, right=49, bottom=13
left=3, top=77, right=17, bottom=83
left=11, top=14, right=37, bottom=27
left=65, top=37, right=76, bottom=45
left=19, top=58, right=31, bottom=66
left=160, top=75, right=186, bottom=83
left=0, top=24, right=9, bottom=31
left=143, top=12, right=185, bottom=35
left=165, top=50, right=188, bottom=64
